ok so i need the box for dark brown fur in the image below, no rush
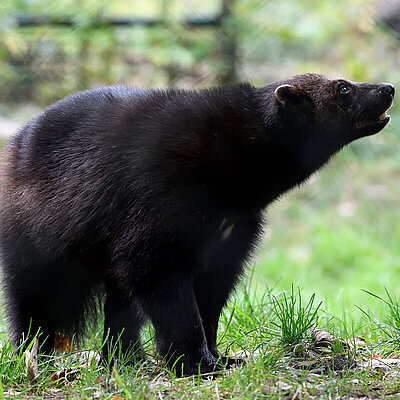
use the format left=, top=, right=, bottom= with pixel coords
left=0, top=74, right=394, bottom=375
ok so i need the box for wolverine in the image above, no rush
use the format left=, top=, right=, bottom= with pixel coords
left=0, top=74, right=394, bottom=375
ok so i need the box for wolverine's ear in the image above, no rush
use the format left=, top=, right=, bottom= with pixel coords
left=274, top=84, right=304, bottom=105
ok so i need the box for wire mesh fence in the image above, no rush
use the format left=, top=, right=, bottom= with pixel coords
left=1, top=0, right=400, bottom=110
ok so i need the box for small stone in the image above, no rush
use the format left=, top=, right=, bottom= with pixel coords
left=277, top=380, right=292, bottom=391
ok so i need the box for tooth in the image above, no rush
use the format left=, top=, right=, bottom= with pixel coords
left=379, top=112, right=387, bottom=120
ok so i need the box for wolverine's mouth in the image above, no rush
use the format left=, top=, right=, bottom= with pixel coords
left=355, top=106, right=392, bottom=132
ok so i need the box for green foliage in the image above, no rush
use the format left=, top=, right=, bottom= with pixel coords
left=0, top=0, right=224, bottom=105
left=1, top=284, right=400, bottom=398
left=358, top=289, right=400, bottom=352
left=270, top=286, right=322, bottom=348
left=1, top=0, right=400, bottom=105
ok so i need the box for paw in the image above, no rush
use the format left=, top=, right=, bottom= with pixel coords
left=169, top=350, right=223, bottom=377
left=175, top=359, right=223, bottom=377
left=220, top=356, right=246, bottom=368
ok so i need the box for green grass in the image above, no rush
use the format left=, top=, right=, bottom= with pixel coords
left=270, top=285, right=322, bottom=348
left=1, top=283, right=400, bottom=398
left=357, top=288, right=400, bottom=354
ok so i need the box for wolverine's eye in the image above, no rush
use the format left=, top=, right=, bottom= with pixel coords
left=339, top=84, right=351, bottom=94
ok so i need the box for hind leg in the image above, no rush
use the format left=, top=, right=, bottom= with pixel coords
left=1, top=235, right=96, bottom=353
left=1, top=231, right=56, bottom=352
left=6, top=266, right=97, bottom=353
left=102, top=279, right=146, bottom=364
left=4, top=268, right=58, bottom=353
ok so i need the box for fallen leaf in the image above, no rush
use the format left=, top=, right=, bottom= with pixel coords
left=276, top=380, right=292, bottom=391
left=50, top=368, right=80, bottom=386
left=310, top=327, right=348, bottom=351
left=310, top=327, right=334, bottom=346
left=25, top=337, right=39, bottom=382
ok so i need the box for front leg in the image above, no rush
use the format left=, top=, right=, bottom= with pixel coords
left=194, top=214, right=262, bottom=364
left=136, top=273, right=222, bottom=376
left=194, top=268, right=245, bottom=368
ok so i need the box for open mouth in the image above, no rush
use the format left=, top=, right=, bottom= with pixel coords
left=355, top=107, right=391, bottom=131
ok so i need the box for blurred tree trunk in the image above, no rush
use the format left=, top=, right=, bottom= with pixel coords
left=218, top=0, right=237, bottom=84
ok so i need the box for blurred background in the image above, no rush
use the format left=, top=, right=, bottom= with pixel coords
left=1, top=0, right=400, bottom=321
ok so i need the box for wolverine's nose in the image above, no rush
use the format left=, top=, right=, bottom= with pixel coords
left=383, top=83, right=395, bottom=97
